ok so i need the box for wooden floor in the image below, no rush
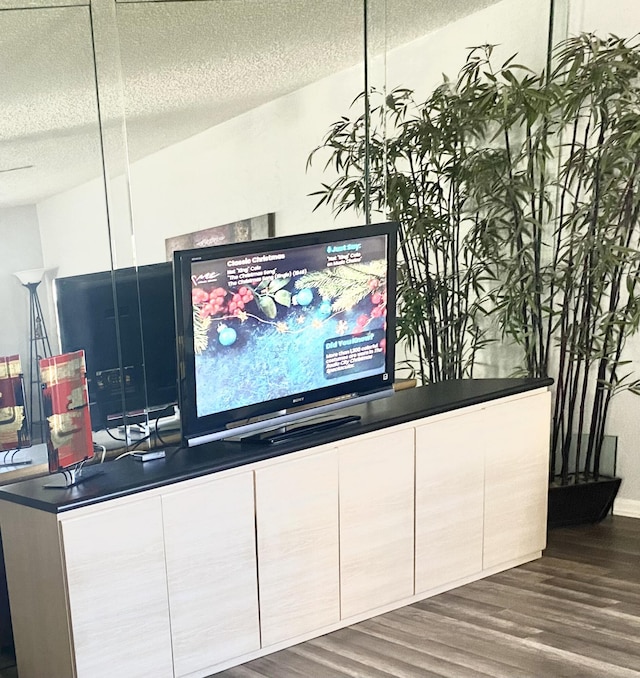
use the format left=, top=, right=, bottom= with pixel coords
left=217, top=515, right=640, bottom=678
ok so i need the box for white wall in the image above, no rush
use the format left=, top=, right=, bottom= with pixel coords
left=567, top=0, right=639, bottom=37
left=384, top=0, right=549, bottom=98
left=37, top=176, right=112, bottom=278
left=564, top=0, right=640, bottom=511
left=0, top=205, right=45, bottom=370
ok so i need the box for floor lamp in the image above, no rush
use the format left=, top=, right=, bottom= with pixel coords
left=14, top=268, right=52, bottom=444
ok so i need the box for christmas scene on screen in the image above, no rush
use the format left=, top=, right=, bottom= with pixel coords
left=190, top=234, right=390, bottom=418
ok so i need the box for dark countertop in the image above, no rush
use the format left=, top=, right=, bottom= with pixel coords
left=0, top=378, right=552, bottom=514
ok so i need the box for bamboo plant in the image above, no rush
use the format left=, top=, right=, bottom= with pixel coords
left=309, top=33, right=640, bottom=486
left=472, top=34, right=640, bottom=484
left=307, top=82, right=492, bottom=384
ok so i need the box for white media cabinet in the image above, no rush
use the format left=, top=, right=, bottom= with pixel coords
left=0, top=380, right=551, bottom=678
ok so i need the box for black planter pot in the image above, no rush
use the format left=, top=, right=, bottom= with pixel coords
left=547, top=476, right=622, bottom=529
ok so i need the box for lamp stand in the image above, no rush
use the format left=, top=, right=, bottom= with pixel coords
left=24, top=281, right=52, bottom=443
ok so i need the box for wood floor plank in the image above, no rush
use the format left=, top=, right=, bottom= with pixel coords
left=314, top=625, right=492, bottom=678
left=309, top=628, right=446, bottom=678
left=412, top=596, right=543, bottom=639
left=543, top=573, right=640, bottom=602
left=235, top=651, right=353, bottom=678
left=588, top=574, right=640, bottom=598
left=287, top=643, right=401, bottom=678
left=220, top=666, right=273, bottom=678
left=497, top=605, right=640, bottom=653
left=529, top=629, right=640, bottom=671
left=490, top=569, right=621, bottom=607
left=360, top=615, right=551, bottom=678
left=370, top=604, right=604, bottom=678
left=522, top=554, right=608, bottom=578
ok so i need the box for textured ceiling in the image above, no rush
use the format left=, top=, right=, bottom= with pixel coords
left=0, top=6, right=102, bottom=207
left=0, top=0, right=501, bottom=208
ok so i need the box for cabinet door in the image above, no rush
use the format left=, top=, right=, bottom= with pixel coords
left=162, top=471, right=260, bottom=677
left=255, top=449, right=339, bottom=647
left=60, top=496, right=173, bottom=678
left=415, top=409, right=485, bottom=592
left=339, top=428, right=414, bottom=618
left=483, top=391, right=551, bottom=569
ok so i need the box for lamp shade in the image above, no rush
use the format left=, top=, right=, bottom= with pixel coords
left=14, top=268, right=47, bottom=285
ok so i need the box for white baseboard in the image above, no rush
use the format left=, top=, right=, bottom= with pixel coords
left=613, top=498, right=640, bottom=519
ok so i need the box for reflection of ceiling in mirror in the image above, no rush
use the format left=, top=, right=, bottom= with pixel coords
left=1, top=0, right=501, bottom=208
left=0, top=5, right=103, bottom=208
left=117, top=0, right=502, bottom=160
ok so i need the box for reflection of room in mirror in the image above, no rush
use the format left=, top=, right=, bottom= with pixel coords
left=1, top=0, right=553, bottom=435
left=1, top=0, right=552, bottom=457
left=0, top=4, right=108, bottom=458
left=110, top=0, right=549, bottom=267
left=0, top=6, right=105, bottom=208
left=0, top=355, right=30, bottom=454
left=165, top=213, right=275, bottom=260
left=13, top=268, right=53, bottom=444
left=54, top=263, right=179, bottom=439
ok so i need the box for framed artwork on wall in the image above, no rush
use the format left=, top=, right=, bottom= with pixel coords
left=165, top=213, right=275, bottom=260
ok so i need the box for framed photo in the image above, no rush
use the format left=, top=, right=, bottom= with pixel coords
left=0, top=355, right=30, bottom=452
left=165, top=213, right=275, bottom=260
left=39, top=350, right=93, bottom=472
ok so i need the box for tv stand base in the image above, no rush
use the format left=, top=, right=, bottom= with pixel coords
left=244, top=414, right=361, bottom=445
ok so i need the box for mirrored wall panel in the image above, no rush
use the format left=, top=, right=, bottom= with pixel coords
left=109, top=0, right=370, bottom=438
left=0, top=4, right=112, bottom=446
left=109, top=0, right=558, bottom=429
left=116, top=0, right=369, bottom=264
left=1, top=0, right=560, bottom=457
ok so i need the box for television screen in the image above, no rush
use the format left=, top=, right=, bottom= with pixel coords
left=54, top=262, right=177, bottom=431
left=174, top=222, right=398, bottom=445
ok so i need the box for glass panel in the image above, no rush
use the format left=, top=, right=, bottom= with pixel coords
left=116, top=0, right=367, bottom=250
left=0, top=6, right=112, bottom=450
left=114, top=0, right=368, bottom=440
left=365, top=0, right=554, bottom=382
left=553, top=434, right=618, bottom=478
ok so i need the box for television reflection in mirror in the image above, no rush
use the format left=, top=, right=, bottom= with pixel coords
left=54, top=263, right=178, bottom=435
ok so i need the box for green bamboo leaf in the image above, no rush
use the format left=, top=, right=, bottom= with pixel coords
left=626, top=131, right=640, bottom=149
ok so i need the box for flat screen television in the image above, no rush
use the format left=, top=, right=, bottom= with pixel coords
left=54, top=262, right=178, bottom=431
left=173, top=221, right=398, bottom=446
